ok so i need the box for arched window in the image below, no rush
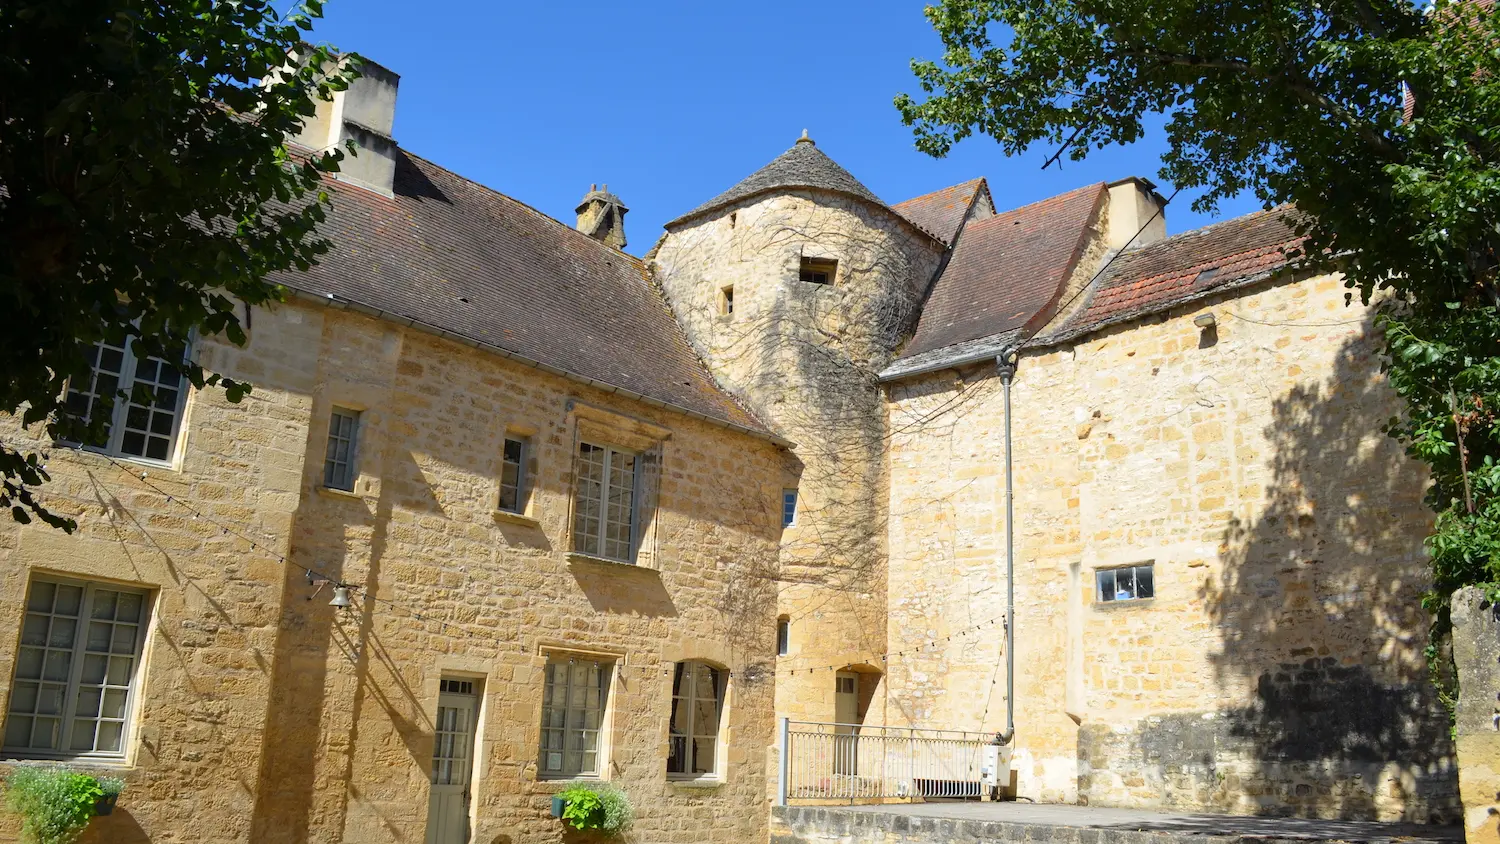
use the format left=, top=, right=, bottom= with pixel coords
left=668, top=661, right=725, bottom=779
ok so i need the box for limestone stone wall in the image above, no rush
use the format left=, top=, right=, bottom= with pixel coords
left=1451, top=587, right=1500, bottom=844
left=653, top=189, right=945, bottom=730
left=884, top=272, right=1458, bottom=821
left=0, top=297, right=784, bottom=843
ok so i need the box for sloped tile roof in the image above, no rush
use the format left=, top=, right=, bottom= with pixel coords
left=665, top=138, right=937, bottom=241
left=894, top=183, right=1107, bottom=364
left=1043, top=206, right=1303, bottom=344
left=893, top=178, right=991, bottom=245
left=273, top=150, right=772, bottom=438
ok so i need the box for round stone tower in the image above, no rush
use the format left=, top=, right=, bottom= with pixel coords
left=651, top=132, right=947, bottom=726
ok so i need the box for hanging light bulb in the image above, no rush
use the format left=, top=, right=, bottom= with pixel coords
left=329, top=585, right=353, bottom=609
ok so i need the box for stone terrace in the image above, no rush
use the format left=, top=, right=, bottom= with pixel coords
left=771, top=804, right=1462, bottom=844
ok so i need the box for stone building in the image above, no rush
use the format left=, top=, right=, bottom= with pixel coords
left=654, top=140, right=1457, bottom=821
left=0, top=57, right=1458, bottom=844
left=0, top=65, right=787, bottom=844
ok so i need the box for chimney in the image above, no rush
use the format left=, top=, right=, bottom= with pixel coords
left=289, top=53, right=402, bottom=198
left=1104, top=177, right=1169, bottom=251
left=575, top=184, right=628, bottom=250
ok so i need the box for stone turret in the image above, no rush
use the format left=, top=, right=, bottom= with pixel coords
left=651, top=132, right=949, bottom=728
left=575, top=184, right=628, bottom=250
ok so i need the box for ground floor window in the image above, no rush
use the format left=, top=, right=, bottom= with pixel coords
left=3, top=576, right=150, bottom=759
left=539, top=655, right=611, bottom=778
left=668, top=661, right=724, bottom=779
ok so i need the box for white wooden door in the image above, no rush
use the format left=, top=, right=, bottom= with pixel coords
left=426, top=688, right=478, bottom=844
left=834, top=672, right=860, bottom=775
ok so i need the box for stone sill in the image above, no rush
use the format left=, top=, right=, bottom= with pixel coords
left=1092, top=597, right=1156, bottom=611
left=0, top=755, right=133, bottom=771
left=534, top=776, right=605, bottom=792
left=492, top=509, right=541, bottom=528
left=667, top=777, right=725, bottom=790
left=566, top=551, right=643, bottom=569
left=316, top=485, right=365, bottom=502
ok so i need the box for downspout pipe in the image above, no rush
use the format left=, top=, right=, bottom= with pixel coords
left=995, top=350, right=1018, bottom=747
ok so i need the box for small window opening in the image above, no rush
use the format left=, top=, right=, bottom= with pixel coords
left=782, top=488, right=798, bottom=527
left=719, top=285, right=734, bottom=316
left=1096, top=563, right=1155, bottom=603
left=729, top=212, right=737, bottom=229
left=777, top=616, right=790, bottom=656
left=799, top=257, right=837, bottom=285
left=499, top=435, right=529, bottom=514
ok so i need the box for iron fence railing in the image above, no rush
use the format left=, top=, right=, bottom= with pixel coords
left=777, top=720, right=992, bottom=803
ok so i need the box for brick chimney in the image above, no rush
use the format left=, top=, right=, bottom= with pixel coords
left=289, top=54, right=402, bottom=198
left=575, top=184, right=628, bottom=250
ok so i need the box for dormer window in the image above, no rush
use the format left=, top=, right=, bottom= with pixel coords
left=799, top=257, right=837, bottom=285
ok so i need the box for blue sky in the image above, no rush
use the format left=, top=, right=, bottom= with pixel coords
left=306, top=1, right=1262, bottom=256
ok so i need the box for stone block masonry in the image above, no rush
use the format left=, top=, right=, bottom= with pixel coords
left=0, top=296, right=784, bottom=844
left=770, top=804, right=1461, bottom=844
left=884, top=272, right=1458, bottom=821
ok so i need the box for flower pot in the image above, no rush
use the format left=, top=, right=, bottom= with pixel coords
left=95, top=793, right=119, bottom=816
left=551, top=795, right=566, bottom=818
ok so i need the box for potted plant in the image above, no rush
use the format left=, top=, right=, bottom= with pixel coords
left=3, top=766, right=122, bottom=844
left=93, top=777, right=124, bottom=816
left=551, top=782, right=632, bottom=836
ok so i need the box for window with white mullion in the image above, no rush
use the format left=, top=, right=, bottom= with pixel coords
left=668, top=661, right=724, bottom=778
left=573, top=442, right=639, bottom=563
left=538, top=656, right=609, bottom=778
left=65, top=333, right=187, bottom=464
left=4, top=577, right=150, bottom=759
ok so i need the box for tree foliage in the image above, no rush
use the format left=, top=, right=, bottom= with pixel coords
left=0, top=0, right=357, bottom=529
left=898, top=0, right=1500, bottom=645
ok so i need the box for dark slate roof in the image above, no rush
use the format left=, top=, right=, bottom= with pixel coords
left=273, top=150, right=772, bottom=439
left=892, top=183, right=1107, bottom=368
left=1043, top=206, right=1303, bottom=344
left=892, top=178, right=991, bottom=245
left=665, top=137, right=933, bottom=237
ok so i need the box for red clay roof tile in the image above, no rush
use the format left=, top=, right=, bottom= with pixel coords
left=1045, top=206, right=1303, bottom=343
left=896, top=183, right=1107, bottom=362
left=893, top=178, right=990, bottom=245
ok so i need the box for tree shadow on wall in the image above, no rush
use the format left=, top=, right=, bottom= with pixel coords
left=1202, top=315, right=1458, bottom=822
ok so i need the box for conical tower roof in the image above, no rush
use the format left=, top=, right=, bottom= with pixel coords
left=665, top=131, right=903, bottom=230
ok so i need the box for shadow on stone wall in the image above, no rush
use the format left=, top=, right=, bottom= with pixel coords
left=1081, top=313, right=1459, bottom=821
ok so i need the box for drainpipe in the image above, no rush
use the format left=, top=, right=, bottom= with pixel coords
left=995, top=351, right=1018, bottom=747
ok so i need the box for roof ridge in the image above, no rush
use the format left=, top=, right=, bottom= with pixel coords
left=398, top=148, right=649, bottom=273
left=985, top=181, right=1107, bottom=220
left=892, top=176, right=987, bottom=207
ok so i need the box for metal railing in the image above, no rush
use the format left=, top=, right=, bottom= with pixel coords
left=778, top=719, right=991, bottom=804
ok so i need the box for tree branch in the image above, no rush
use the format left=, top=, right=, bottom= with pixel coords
left=1118, top=47, right=1405, bottom=161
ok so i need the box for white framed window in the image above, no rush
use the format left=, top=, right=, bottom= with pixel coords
left=776, top=616, right=790, bottom=657
left=3, top=576, right=151, bottom=760
left=538, top=655, right=612, bottom=779
left=64, top=333, right=189, bottom=464
left=667, top=661, right=725, bottom=779
left=782, top=489, right=798, bottom=527
left=498, top=436, right=528, bottom=514
left=1096, top=563, right=1154, bottom=604
left=323, top=408, right=361, bottom=491
left=718, top=285, right=734, bottom=316
left=573, top=442, right=638, bottom=562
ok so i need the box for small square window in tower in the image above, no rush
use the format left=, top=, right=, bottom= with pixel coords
left=799, top=257, right=837, bottom=285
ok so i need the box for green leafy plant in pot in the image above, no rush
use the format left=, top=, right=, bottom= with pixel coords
left=553, top=782, right=632, bottom=836
left=3, top=767, right=123, bottom=843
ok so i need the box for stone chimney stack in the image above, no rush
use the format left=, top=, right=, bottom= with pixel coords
left=289, top=54, right=402, bottom=198
left=1103, top=177, right=1169, bottom=251
left=575, top=184, right=628, bottom=250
